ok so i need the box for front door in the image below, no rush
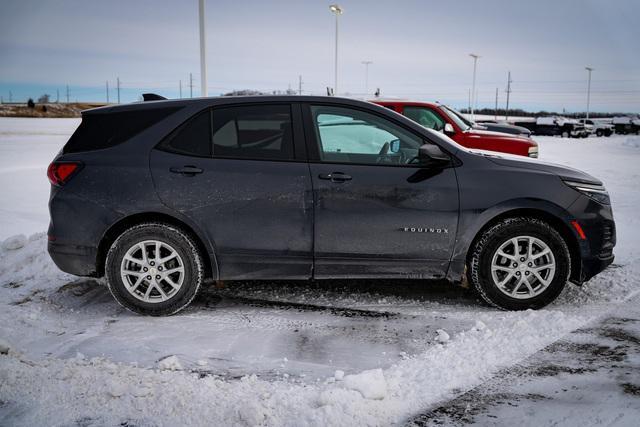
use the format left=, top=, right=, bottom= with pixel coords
left=304, top=104, right=459, bottom=279
left=150, top=103, right=313, bottom=280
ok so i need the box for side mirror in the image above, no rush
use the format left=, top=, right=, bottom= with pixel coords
left=444, top=123, right=455, bottom=135
left=389, top=139, right=401, bottom=153
left=418, top=143, right=450, bottom=164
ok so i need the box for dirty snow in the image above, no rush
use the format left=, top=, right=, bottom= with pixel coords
left=0, top=117, right=639, bottom=426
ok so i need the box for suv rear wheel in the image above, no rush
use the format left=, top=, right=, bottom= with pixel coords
left=468, top=217, right=570, bottom=310
left=105, top=223, right=204, bottom=316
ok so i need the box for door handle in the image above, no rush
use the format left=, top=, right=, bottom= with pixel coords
left=318, top=172, right=352, bottom=182
left=169, top=166, right=204, bottom=176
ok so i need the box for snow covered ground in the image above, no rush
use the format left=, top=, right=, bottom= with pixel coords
left=0, top=117, right=639, bottom=426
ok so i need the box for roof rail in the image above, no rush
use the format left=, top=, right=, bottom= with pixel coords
left=142, top=93, right=167, bottom=101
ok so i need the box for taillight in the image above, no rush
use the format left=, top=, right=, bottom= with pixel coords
left=47, top=161, right=82, bottom=186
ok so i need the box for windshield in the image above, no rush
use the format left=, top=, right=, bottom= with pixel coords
left=439, top=105, right=471, bottom=131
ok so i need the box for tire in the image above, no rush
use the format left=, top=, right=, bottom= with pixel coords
left=561, top=131, right=569, bottom=138
left=105, top=222, right=204, bottom=316
left=596, top=130, right=604, bottom=137
left=468, top=217, right=570, bottom=310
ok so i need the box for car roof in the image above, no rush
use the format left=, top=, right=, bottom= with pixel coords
left=371, top=99, right=440, bottom=108
left=83, top=95, right=388, bottom=115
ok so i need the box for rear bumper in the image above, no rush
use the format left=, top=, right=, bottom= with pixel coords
left=48, top=240, right=98, bottom=277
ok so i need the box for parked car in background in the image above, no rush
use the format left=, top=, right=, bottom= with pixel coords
left=373, top=100, right=538, bottom=158
left=612, top=116, right=640, bottom=135
left=473, top=119, right=532, bottom=137
left=47, top=95, right=615, bottom=314
left=579, top=119, right=613, bottom=137
left=515, top=117, right=588, bottom=138
left=444, top=109, right=532, bottom=137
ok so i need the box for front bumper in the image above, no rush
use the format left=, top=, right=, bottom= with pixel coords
left=567, top=195, right=616, bottom=284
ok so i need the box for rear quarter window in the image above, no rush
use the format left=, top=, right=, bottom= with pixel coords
left=64, top=107, right=181, bottom=153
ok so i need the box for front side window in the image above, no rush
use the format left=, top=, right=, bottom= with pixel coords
left=310, top=105, right=424, bottom=166
left=212, top=105, right=294, bottom=160
left=403, top=106, right=447, bottom=131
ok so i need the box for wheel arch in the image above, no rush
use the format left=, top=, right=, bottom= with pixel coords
left=464, top=207, right=581, bottom=283
left=96, top=212, right=218, bottom=280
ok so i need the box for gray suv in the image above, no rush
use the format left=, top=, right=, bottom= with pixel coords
left=47, top=96, right=615, bottom=315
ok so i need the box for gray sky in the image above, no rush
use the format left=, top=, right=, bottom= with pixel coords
left=1, top=0, right=639, bottom=112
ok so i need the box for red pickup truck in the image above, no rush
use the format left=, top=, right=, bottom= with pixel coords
left=373, top=100, right=539, bottom=158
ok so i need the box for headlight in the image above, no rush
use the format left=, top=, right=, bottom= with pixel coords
left=564, top=180, right=610, bottom=205
left=528, top=146, right=538, bottom=158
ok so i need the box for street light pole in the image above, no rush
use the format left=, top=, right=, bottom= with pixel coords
left=329, top=4, right=343, bottom=96
left=585, top=67, right=594, bottom=120
left=199, top=0, right=208, bottom=97
left=361, top=61, right=373, bottom=95
left=469, top=53, right=480, bottom=120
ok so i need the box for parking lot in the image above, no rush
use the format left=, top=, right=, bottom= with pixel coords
left=0, top=117, right=639, bottom=425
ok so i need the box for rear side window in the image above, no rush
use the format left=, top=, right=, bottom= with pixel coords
left=64, top=107, right=180, bottom=153
left=212, top=105, right=294, bottom=160
left=160, top=110, right=212, bottom=157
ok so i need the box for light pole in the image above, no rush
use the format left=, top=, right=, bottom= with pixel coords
left=469, top=53, right=480, bottom=120
left=361, top=61, right=373, bottom=95
left=199, top=0, right=208, bottom=97
left=585, top=67, right=594, bottom=120
left=330, top=4, right=343, bottom=95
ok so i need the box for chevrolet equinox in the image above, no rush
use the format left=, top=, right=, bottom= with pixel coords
left=47, top=96, right=616, bottom=315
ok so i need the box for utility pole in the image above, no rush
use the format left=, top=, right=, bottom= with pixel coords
left=329, top=4, right=343, bottom=96
left=361, top=60, right=373, bottom=95
left=298, top=75, right=303, bottom=95
left=494, top=88, right=498, bottom=120
left=116, top=77, right=121, bottom=104
left=66, top=85, right=69, bottom=104
left=469, top=53, right=480, bottom=120
left=468, top=88, right=471, bottom=113
left=106, top=81, right=110, bottom=103
left=189, top=73, right=193, bottom=98
left=198, top=0, right=208, bottom=97
left=179, top=80, right=183, bottom=99
left=56, top=89, right=59, bottom=103
left=585, top=67, right=594, bottom=120
left=505, top=71, right=512, bottom=121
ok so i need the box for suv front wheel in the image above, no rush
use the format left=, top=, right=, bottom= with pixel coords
left=105, top=222, right=204, bottom=316
left=469, top=217, right=570, bottom=310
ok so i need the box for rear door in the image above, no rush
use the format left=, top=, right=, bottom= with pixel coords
left=303, top=103, right=459, bottom=279
left=150, top=103, right=313, bottom=280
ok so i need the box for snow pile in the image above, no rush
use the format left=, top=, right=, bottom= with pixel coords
left=157, top=355, right=183, bottom=371
left=342, top=369, right=388, bottom=400
left=2, top=234, right=27, bottom=251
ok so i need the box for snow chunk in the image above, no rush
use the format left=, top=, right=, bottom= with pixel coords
left=0, top=338, right=11, bottom=354
left=474, top=320, right=487, bottom=331
left=2, top=234, right=27, bottom=251
left=334, top=370, right=345, bottom=381
left=435, top=329, right=450, bottom=343
left=157, top=355, right=182, bottom=371
left=342, top=368, right=387, bottom=400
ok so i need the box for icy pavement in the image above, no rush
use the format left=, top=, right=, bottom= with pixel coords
left=408, top=292, right=640, bottom=426
left=1, top=118, right=640, bottom=426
